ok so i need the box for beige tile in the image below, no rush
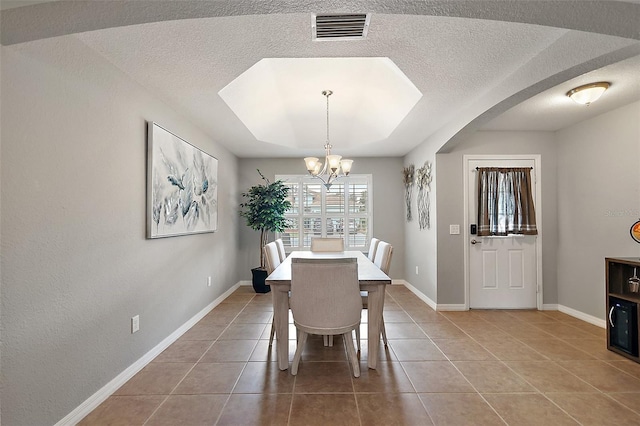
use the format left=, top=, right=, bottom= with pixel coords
left=483, top=393, right=578, bottom=425
left=356, top=338, right=399, bottom=362
left=401, top=361, right=474, bottom=393
left=417, top=321, right=467, bottom=339
left=389, top=339, right=447, bottom=361
left=292, top=361, right=355, bottom=393
left=383, top=322, right=428, bottom=339
left=557, top=360, right=640, bottom=392
left=451, top=320, right=509, bottom=339
left=564, top=338, right=622, bottom=360
left=546, top=392, right=640, bottom=425
left=249, top=340, right=297, bottom=362
left=496, top=323, right=555, bottom=340
left=217, top=393, right=292, bottom=425
left=531, top=322, right=594, bottom=339
left=219, top=323, right=267, bottom=340
left=505, top=360, right=597, bottom=392
left=402, top=308, right=443, bottom=323
left=607, top=392, right=640, bottom=415
left=289, top=394, right=359, bottom=426
left=153, top=340, right=211, bottom=363
left=356, top=393, right=433, bottom=426
left=607, top=358, right=640, bottom=380
left=233, top=310, right=273, bottom=324
left=439, top=310, right=485, bottom=323
left=432, top=338, right=496, bottom=361
left=475, top=337, right=547, bottom=361
left=221, top=293, right=255, bottom=304
left=381, top=310, right=413, bottom=323
left=145, top=394, right=228, bottom=425
left=233, top=361, right=295, bottom=394
left=199, top=339, right=258, bottom=362
left=180, top=322, right=226, bottom=341
left=295, top=334, right=350, bottom=362
left=173, top=362, right=244, bottom=394
left=420, top=393, right=504, bottom=426
left=78, top=395, right=165, bottom=425
left=115, top=362, right=193, bottom=395
left=471, top=310, right=519, bottom=324
left=453, top=361, right=535, bottom=393
left=505, top=310, right=560, bottom=324
left=519, top=338, right=595, bottom=361
left=352, top=361, right=414, bottom=393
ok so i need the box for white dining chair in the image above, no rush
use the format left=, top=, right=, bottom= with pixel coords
left=289, top=257, right=362, bottom=377
left=263, top=242, right=282, bottom=346
left=367, top=237, right=380, bottom=261
left=310, top=237, right=344, bottom=252
left=357, top=241, right=393, bottom=350
left=274, top=238, right=286, bottom=263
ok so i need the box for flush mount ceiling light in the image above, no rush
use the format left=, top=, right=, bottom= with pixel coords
left=304, top=90, right=353, bottom=189
left=566, top=82, right=610, bottom=105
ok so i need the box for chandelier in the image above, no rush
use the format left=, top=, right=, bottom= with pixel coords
left=304, top=90, right=353, bottom=188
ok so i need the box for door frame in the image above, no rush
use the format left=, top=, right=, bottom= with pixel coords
left=463, top=154, right=543, bottom=310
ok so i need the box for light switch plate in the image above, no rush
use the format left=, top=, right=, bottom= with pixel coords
left=450, top=224, right=460, bottom=235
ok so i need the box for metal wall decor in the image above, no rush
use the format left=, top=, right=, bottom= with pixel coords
left=403, top=164, right=415, bottom=221
left=416, top=161, right=432, bottom=230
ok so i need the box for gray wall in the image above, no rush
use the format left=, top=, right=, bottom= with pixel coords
left=1, top=37, right=239, bottom=425
left=434, top=131, right=559, bottom=305
left=403, top=139, right=441, bottom=302
left=556, top=101, right=640, bottom=318
left=238, top=158, right=405, bottom=280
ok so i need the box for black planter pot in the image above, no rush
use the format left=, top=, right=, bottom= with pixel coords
left=251, top=267, right=270, bottom=293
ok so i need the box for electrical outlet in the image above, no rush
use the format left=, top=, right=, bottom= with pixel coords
left=450, top=224, right=460, bottom=235
left=207, top=276, right=212, bottom=287
left=131, top=315, right=140, bottom=334
left=415, top=266, right=419, bottom=275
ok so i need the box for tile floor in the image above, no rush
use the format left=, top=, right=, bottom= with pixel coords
left=80, top=285, right=640, bottom=425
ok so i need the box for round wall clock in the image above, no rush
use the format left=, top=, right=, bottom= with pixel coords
left=631, top=219, right=640, bottom=244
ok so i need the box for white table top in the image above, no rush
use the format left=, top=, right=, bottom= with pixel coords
left=266, top=251, right=391, bottom=285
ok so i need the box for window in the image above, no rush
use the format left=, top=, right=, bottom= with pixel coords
left=276, top=174, right=373, bottom=251
left=476, top=167, right=537, bottom=236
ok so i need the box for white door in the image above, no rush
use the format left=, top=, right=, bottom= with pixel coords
left=467, top=158, right=538, bottom=309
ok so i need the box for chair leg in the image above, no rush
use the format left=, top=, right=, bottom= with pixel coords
left=329, top=335, right=333, bottom=347
left=323, top=335, right=328, bottom=346
left=269, top=321, right=276, bottom=346
left=291, top=331, right=308, bottom=376
left=343, top=331, right=360, bottom=378
left=381, top=316, right=388, bottom=348
left=355, top=326, right=361, bottom=352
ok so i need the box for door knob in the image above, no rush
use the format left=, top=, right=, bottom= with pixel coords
left=470, top=239, right=482, bottom=245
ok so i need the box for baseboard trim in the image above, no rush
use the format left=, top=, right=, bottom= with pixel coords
left=542, top=304, right=558, bottom=311
left=56, top=282, right=242, bottom=426
left=558, top=304, right=606, bottom=328
left=401, top=280, right=437, bottom=310
left=436, top=304, right=468, bottom=311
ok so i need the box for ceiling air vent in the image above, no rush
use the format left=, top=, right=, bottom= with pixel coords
left=312, top=13, right=370, bottom=41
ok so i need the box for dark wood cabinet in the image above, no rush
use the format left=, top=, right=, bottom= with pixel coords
left=606, top=257, right=640, bottom=361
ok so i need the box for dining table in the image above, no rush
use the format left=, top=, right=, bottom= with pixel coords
left=266, top=250, right=392, bottom=371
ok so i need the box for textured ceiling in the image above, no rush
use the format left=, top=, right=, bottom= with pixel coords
left=2, top=1, right=639, bottom=157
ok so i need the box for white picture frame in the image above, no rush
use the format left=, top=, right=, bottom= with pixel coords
left=147, top=122, right=218, bottom=238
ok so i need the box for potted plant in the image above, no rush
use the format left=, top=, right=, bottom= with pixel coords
left=239, top=170, right=291, bottom=293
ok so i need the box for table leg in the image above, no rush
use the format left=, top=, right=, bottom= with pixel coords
left=367, top=284, right=385, bottom=369
left=272, top=288, right=290, bottom=370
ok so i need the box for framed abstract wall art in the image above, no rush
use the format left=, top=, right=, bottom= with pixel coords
left=147, top=122, right=218, bottom=238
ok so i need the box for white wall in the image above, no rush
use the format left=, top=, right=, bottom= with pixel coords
left=556, top=101, right=640, bottom=318
left=237, top=158, right=406, bottom=280
left=1, top=37, right=239, bottom=425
